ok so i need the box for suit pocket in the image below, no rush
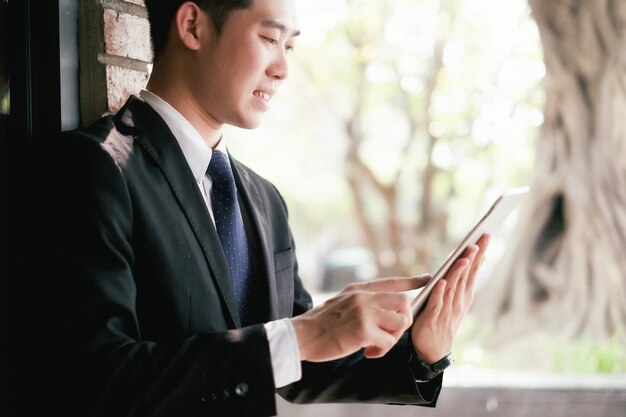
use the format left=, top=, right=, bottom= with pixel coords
left=274, top=248, right=294, bottom=273
left=274, top=248, right=294, bottom=318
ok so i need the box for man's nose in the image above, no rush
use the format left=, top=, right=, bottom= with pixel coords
left=267, top=50, right=289, bottom=80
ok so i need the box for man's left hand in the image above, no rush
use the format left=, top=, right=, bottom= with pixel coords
left=411, top=234, right=491, bottom=364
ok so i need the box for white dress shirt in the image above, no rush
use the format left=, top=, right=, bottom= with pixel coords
left=139, top=89, right=302, bottom=388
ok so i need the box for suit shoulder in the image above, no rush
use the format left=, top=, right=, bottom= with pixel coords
left=56, top=114, right=138, bottom=169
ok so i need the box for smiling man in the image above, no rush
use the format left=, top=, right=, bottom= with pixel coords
left=19, top=1, right=490, bottom=416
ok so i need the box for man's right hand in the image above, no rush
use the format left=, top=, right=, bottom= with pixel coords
left=290, top=275, right=430, bottom=362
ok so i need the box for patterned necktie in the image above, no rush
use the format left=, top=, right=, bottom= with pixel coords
left=206, top=150, right=255, bottom=325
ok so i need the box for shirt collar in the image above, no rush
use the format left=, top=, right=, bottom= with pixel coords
left=139, top=89, right=228, bottom=183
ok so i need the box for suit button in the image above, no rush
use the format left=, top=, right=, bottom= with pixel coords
left=235, top=382, right=249, bottom=397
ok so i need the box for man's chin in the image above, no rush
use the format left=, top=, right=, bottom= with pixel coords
left=233, top=115, right=264, bottom=130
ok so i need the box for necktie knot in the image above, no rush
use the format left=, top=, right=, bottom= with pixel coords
left=206, top=150, right=235, bottom=184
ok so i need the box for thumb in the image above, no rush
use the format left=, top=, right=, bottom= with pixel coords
left=412, top=274, right=432, bottom=289
left=354, top=276, right=429, bottom=292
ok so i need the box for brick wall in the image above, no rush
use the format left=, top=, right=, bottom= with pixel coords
left=79, top=0, right=151, bottom=126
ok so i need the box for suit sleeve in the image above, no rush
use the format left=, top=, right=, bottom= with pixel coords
left=22, top=132, right=277, bottom=417
left=272, top=190, right=443, bottom=407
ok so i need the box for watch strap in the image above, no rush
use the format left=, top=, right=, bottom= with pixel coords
left=409, top=352, right=454, bottom=382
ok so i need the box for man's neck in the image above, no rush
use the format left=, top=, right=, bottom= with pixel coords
left=146, top=77, right=223, bottom=149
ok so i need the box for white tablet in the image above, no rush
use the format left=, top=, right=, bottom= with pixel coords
left=411, top=186, right=530, bottom=318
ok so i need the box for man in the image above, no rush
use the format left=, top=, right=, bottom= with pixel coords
left=16, top=1, right=489, bottom=416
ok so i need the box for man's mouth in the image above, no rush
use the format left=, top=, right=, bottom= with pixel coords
left=254, top=91, right=271, bottom=101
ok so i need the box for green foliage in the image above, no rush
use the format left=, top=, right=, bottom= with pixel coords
left=293, top=0, right=544, bottom=214
left=451, top=316, right=626, bottom=374
left=552, top=334, right=626, bottom=374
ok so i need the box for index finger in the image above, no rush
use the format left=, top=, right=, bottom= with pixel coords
left=476, top=233, right=491, bottom=252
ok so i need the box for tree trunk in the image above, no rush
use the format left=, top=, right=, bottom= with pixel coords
left=475, top=0, right=626, bottom=342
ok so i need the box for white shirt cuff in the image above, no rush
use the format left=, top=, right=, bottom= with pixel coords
left=264, top=318, right=302, bottom=388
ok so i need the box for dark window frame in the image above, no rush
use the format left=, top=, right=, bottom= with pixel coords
left=2, top=1, right=78, bottom=415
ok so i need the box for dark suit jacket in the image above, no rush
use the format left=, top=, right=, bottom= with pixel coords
left=14, top=95, right=441, bottom=417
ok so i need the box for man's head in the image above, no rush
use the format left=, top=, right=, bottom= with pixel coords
left=146, top=0, right=300, bottom=137
left=145, top=0, right=254, bottom=62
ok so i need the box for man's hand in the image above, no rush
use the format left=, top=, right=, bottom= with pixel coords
left=411, top=234, right=491, bottom=364
left=291, top=276, right=430, bottom=362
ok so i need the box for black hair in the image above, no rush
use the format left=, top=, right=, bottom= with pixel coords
left=144, top=0, right=254, bottom=62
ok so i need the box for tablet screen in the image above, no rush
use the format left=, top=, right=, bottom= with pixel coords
left=411, top=186, right=529, bottom=319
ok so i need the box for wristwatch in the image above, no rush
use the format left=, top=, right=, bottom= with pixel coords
left=409, top=352, right=454, bottom=382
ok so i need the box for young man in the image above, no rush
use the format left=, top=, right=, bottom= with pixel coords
left=16, top=1, right=489, bottom=416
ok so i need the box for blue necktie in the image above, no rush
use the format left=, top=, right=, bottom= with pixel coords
left=206, top=150, right=255, bottom=325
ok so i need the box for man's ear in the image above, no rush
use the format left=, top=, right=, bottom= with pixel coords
left=174, top=2, right=212, bottom=51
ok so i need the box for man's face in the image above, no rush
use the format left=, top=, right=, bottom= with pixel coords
left=194, top=0, right=299, bottom=130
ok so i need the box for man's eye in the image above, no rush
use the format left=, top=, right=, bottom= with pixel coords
left=261, top=36, right=278, bottom=46
left=285, top=45, right=295, bottom=54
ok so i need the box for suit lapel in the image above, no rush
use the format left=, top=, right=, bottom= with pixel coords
left=117, top=96, right=241, bottom=327
left=230, top=158, right=280, bottom=321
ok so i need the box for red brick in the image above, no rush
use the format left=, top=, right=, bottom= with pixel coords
left=103, top=8, right=152, bottom=62
left=106, top=65, right=149, bottom=113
